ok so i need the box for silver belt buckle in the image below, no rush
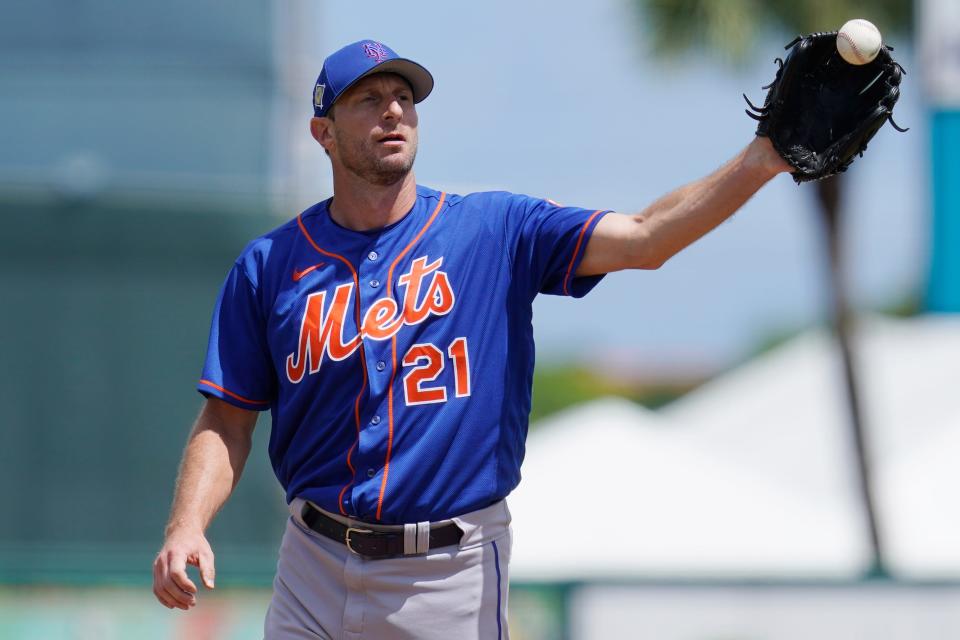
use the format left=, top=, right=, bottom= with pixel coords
left=345, top=527, right=373, bottom=555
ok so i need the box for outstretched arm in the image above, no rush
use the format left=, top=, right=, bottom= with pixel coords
left=153, top=398, right=258, bottom=610
left=577, top=137, right=790, bottom=276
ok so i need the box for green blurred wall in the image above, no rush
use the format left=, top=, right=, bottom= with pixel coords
left=0, top=0, right=291, bottom=586
left=0, top=194, right=288, bottom=585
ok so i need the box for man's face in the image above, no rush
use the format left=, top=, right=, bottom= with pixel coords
left=316, top=73, right=419, bottom=186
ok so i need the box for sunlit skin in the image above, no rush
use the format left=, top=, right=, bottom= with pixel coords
left=578, top=136, right=791, bottom=275
left=310, top=73, right=420, bottom=232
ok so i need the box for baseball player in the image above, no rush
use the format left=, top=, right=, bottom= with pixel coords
left=153, top=39, right=790, bottom=638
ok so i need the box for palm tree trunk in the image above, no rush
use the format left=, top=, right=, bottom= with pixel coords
left=816, top=174, right=886, bottom=577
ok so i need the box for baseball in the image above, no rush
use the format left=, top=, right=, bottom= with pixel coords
left=837, top=19, right=882, bottom=65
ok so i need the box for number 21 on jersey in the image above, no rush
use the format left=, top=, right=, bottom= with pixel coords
left=401, top=337, right=471, bottom=406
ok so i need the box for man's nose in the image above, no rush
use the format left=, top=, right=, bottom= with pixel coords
left=383, top=99, right=403, bottom=120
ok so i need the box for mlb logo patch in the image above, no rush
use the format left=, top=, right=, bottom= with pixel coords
left=314, top=84, right=325, bottom=110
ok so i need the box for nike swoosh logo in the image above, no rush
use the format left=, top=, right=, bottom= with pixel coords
left=292, top=263, right=325, bottom=282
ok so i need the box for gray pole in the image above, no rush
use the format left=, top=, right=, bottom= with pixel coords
left=816, top=174, right=886, bottom=578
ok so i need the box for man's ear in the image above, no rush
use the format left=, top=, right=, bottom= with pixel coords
left=310, top=117, right=334, bottom=153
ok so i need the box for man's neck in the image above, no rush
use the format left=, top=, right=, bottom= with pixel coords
left=328, top=171, right=418, bottom=232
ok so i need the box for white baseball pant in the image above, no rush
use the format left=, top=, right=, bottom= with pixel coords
left=263, top=498, right=512, bottom=639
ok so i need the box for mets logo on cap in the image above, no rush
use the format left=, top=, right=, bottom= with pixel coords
left=363, top=41, right=389, bottom=63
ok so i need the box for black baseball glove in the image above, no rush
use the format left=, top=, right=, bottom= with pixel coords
left=744, top=31, right=907, bottom=183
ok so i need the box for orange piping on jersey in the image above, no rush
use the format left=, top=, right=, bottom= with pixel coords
left=199, top=379, right=270, bottom=406
left=376, top=192, right=447, bottom=521
left=297, top=213, right=368, bottom=516
left=562, top=210, right=606, bottom=296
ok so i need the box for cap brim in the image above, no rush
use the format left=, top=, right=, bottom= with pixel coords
left=352, top=58, right=435, bottom=104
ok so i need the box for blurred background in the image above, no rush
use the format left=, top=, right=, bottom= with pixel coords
left=1, top=0, right=958, bottom=638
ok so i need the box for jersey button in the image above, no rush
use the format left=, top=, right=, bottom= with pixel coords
left=371, top=415, right=381, bottom=425
left=367, top=251, right=379, bottom=261
left=376, top=361, right=386, bottom=371
left=366, top=468, right=376, bottom=478
left=369, top=279, right=380, bottom=288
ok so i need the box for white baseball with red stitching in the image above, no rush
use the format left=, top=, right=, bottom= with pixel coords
left=837, top=19, right=882, bottom=65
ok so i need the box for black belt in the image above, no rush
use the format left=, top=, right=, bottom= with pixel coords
left=300, top=502, right=464, bottom=559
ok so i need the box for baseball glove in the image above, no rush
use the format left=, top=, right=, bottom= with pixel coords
left=744, top=32, right=907, bottom=183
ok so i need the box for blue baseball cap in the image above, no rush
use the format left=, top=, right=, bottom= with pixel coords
left=313, top=40, right=434, bottom=118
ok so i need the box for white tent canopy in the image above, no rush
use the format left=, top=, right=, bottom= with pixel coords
left=881, top=412, right=960, bottom=578
left=509, top=315, right=960, bottom=581
left=508, top=398, right=867, bottom=580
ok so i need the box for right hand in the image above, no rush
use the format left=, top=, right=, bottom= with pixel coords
left=153, top=527, right=216, bottom=610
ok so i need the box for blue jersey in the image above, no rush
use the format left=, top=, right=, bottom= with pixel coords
left=199, top=186, right=609, bottom=524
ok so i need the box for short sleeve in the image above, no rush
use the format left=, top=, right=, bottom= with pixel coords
left=197, top=261, right=276, bottom=411
left=509, top=194, right=611, bottom=298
